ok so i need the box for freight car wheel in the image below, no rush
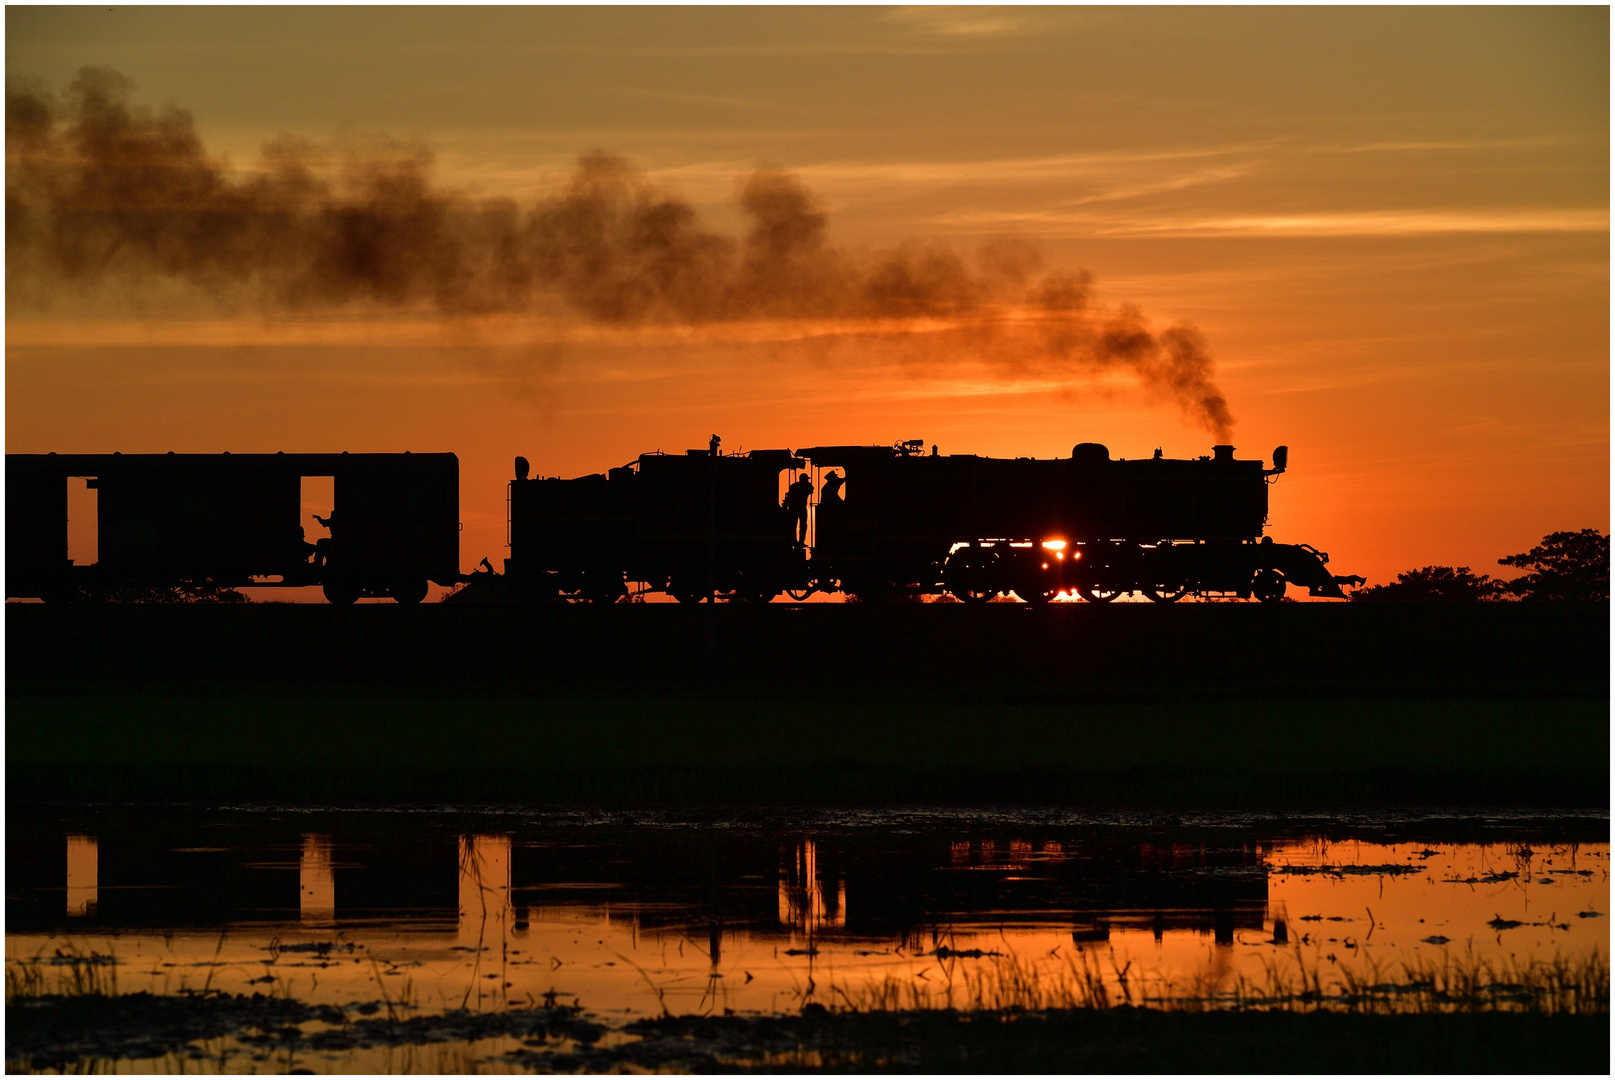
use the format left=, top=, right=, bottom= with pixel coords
left=1144, top=584, right=1190, bottom=604
left=580, top=571, right=628, bottom=604
left=1077, top=583, right=1123, bottom=604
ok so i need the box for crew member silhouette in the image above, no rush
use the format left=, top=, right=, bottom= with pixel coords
left=294, top=525, right=317, bottom=567
left=782, top=472, right=814, bottom=545
left=820, top=471, right=844, bottom=504
left=312, top=509, right=339, bottom=568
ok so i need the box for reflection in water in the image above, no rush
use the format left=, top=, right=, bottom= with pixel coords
left=778, top=840, right=845, bottom=935
left=299, top=835, right=334, bottom=925
left=65, top=835, right=97, bottom=918
left=456, top=834, right=514, bottom=1013
left=7, top=811, right=1607, bottom=1039
left=459, top=834, right=512, bottom=945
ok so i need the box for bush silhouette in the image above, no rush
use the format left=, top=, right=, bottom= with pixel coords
left=1351, top=566, right=1506, bottom=603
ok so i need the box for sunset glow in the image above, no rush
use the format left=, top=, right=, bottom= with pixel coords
left=6, top=7, right=1607, bottom=591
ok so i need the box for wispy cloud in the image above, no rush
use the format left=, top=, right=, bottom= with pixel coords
left=1319, top=135, right=1573, bottom=155
left=932, top=207, right=1610, bottom=239
left=647, top=145, right=1274, bottom=191
left=880, top=6, right=1067, bottom=40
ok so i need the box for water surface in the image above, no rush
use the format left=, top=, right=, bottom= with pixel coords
left=10, top=806, right=1605, bottom=1024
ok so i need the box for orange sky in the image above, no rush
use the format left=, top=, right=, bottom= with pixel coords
left=6, top=7, right=1608, bottom=589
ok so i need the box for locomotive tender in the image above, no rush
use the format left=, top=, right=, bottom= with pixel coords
left=508, top=439, right=1363, bottom=604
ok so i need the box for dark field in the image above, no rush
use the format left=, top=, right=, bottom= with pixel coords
left=7, top=602, right=1607, bottom=806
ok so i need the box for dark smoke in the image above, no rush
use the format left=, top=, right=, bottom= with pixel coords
left=7, top=67, right=1235, bottom=438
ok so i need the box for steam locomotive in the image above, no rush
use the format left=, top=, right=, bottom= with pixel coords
left=4, top=439, right=1362, bottom=604
left=507, top=439, right=1363, bottom=604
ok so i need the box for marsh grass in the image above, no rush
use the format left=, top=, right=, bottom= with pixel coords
left=825, top=945, right=1608, bottom=1018
left=6, top=944, right=119, bottom=1001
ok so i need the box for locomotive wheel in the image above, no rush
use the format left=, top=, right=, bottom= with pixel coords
left=1016, top=585, right=1059, bottom=605
left=669, top=588, right=704, bottom=604
left=945, top=545, right=1001, bottom=604
left=389, top=577, right=429, bottom=605
left=1077, top=583, right=1123, bottom=604
left=1252, top=569, right=1286, bottom=604
left=323, top=579, right=360, bottom=605
left=1144, top=583, right=1190, bottom=604
left=785, top=586, right=816, bottom=601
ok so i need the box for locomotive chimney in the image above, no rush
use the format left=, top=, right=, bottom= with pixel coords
left=514, top=456, right=530, bottom=480
left=1213, top=445, right=1235, bottom=462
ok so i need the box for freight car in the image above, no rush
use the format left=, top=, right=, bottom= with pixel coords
left=5, top=453, right=460, bottom=604
left=507, top=439, right=1362, bottom=604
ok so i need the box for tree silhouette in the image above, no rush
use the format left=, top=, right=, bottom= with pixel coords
left=1351, top=566, right=1506, bottom=602
left=1497, top=529, right=1610, bottom=601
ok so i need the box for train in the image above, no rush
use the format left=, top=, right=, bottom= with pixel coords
left=5, top=439, right=1363, bottom=604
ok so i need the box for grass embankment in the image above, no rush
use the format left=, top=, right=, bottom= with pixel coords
left=7, top=693, right=1607, bottom=805
left=8, top=603, right=1608, bottom=805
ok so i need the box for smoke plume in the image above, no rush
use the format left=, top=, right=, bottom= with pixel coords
left=7, top=68, right=1234, bottom=438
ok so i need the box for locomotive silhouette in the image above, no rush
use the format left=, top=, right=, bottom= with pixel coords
left=5, top=439, right=1362, bottom=604
left=508, top=439, right=1363, bottom=604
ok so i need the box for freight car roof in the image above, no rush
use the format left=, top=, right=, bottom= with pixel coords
left=7, top=452, right=457, bottom=473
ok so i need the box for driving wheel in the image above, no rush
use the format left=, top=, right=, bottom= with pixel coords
left=1077, top=582, right=1123, bottom=603
left=1144, top=583, right=1190, bottom=604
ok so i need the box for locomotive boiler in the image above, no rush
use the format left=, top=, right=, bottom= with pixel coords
left=507, top=439, right=1362, bottom=604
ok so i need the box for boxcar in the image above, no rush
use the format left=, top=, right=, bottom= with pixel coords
left=5, top=453, right=460, bottom=603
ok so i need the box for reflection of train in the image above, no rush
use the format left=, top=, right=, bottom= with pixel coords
left=8, top=825, right=1268, bottom=947
left=5, top=438, right=1362, bottom=604
left=509, top=439, right=1363, bottom=604
left=5, top=453, right=460, bottom=604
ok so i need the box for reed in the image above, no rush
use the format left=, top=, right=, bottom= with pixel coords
left=823, top=946, right=1609, bottom=1018
left=5, top=944, right=119, bottom=1002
